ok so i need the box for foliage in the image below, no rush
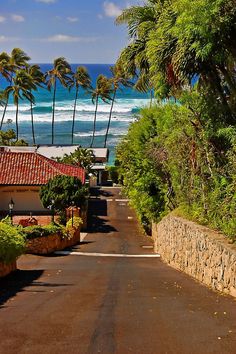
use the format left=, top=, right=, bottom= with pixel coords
left=90, top=74, right=112, bottom=147
left=55, top=148, right=95, bottom=175
left=116, top=0, right=236, bottom=120
left=116, top=0, right=236, bottom=239
left=106, top=165, right=120, bottom=184
left=66, top=216, right=83, bottom=237
left=71, top=66, right=92, bottom=144
left=45, top=57, right=72, bottom=144
left=117, top=92, right=236, bottom=239
left=22, top=223, right=66, bottom=240
left=22, top=216, right=83, bottom=240
left=0, top=129, right=28, bottom=146
left=116, top=105, right=165, bottom=233
left=0, top=222, right=25, bottom=264
left=39, top=175, right=88, bottom=223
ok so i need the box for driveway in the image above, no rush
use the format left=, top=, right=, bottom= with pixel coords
left=0, top=187, right=235, bottom=354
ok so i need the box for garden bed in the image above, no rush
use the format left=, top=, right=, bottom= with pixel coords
left=26, top=228, right=80, bottom=255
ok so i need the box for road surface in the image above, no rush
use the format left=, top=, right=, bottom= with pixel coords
left=0, top=187, right=236, bottom=354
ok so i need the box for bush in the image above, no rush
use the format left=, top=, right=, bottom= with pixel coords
left=65, top=217, right=83, bottom=239
left=66, top=217, right=83, bottom=230
left=40, top=175, right=88, bottom=224
left=117, top=91, right=236, bottom=239
left=23, top=223, right=66, bottom=240
left=0, top=222, right=25, bottom=264
left=106, top=166, right=119, bottom=184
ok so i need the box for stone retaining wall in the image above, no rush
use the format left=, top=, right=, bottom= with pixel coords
left=152, top=215, right=236, bottom=298
left=26, top=228, right=80, bottom=255
left=0, top=261, right=17, bottom=278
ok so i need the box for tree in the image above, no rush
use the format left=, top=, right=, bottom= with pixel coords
left=0, top=52, right=11, bottom=83
left=90, top=75, right=112, bottom=148
left=0, top=129, right=28, bottom=146
left=39, top=175, right=88, bottom=222
left=4, top=70, right=35, bottom=140
left=116, top=3, right=156, bottom=95
left=55, top=147, right=95, bottom=175
left=71, top=66, right=92, bottom=144
left=104, top=64, right=133, bottom=148
left=45, top=57, right=72, bottom=145
left=0, top=48, right=30, bottom=129
left=25, top=64, right=45, bottom=145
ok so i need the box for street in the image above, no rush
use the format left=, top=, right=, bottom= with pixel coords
left=0, top=187, right=236, bottom=354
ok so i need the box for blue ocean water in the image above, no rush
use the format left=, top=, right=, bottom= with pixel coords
left=0, top=64, right=150, bottom=163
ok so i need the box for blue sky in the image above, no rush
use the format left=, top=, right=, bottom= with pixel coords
left=1, top=0, right=141, bottom=63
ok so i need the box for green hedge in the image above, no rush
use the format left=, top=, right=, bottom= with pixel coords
left=117, top=92, right=236, bottom=240
left=0, top=222, right=25, bottom=264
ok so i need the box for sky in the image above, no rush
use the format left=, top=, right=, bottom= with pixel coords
left=0, top=0, right=141, bottom=63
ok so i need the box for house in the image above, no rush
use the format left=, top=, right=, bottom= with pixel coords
left=0, top=150, right=85, bottom=215
left=36, top=145, right=109, bottom=186
left=1, top=145, right=110, bottom=186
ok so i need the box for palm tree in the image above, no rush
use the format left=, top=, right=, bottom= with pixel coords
left=90, top=75, right=112, bottom=148
left=0, top=48, right=30, bottom=129
left=45, top=57, right=72, bottom=145
left=25, top=64, right=45, bottom=145
left=104, top=64, right=133, bottom=148
left=55, top=147, right=95, bottom=175
left=0, top=52, right=11, bottom=130
left=71, top=66, right=91, bottom=145
left=0, top=52, right=11, bottom=82
left=4, top=70, right=35, bottom=140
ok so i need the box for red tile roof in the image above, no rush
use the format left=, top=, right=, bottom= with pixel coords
left=0, top=151, right=85, bottom=185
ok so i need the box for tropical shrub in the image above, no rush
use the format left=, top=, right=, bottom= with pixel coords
left=0, top=222, right=25, bottom=264
left=55, top=148, right=95, bottom=175
left=22, top=223, right=66, bottom=240
left=39, top=175, right=88, bottom=224
left=117, top=91, right=236, bottom=239
left=66, top=216, right=83, bottom=230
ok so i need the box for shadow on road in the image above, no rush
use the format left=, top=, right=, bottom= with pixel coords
left=0, top=269, right=43, bottom=308
left=87, top=215, right=117, bottom=234
left=87, top=199, right=117, bottom=234
left=90, top=188, right=115, bottom=198
left=0, top=270, right=73, bottom=309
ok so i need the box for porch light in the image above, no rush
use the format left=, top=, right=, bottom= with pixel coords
left=8, top=198, right=14, bottom=224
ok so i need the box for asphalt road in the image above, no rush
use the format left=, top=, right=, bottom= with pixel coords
left=0, top=187, right=236, bottom=354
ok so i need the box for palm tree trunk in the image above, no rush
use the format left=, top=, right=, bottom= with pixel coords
left=0, top=97, right=9, bottom=130
left=30, top=100, right=36, bottom=145
left=71, top=86, right=79, bottom=145
left=90, top=95, right=98, bottom=148
left=104, top=89, right=116, bottom=148
left=0, top=73, right=13, bottom=130
left=52, top=79, right=57, bottom=145
left=16, top=102, right=19, bottom=140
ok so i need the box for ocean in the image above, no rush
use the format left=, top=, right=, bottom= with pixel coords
left=0, top=64, right=150, bottom=163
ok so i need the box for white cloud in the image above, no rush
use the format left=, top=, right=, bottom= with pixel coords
left=67, top=17, right=79, bottom=23
left=36, top=0, right=57, bottom=3
left=0, top=16, right=6, bottom=23
left=11, top=14, right=25, bottom=22
left=44, top=34, right=96, bottom=43
left=0, top=35, right=19, bottom=42
left=103, top=1, right=122, bottom=18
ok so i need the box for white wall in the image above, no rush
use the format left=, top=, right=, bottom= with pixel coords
left=0, top=186, right=46, bottom=212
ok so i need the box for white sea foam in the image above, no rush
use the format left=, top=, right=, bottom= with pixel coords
left=0, top=98, right=150, bottom=115
left=73, top=127, right=128, bottom=137
left=2, top=111, right=136, bottom=123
